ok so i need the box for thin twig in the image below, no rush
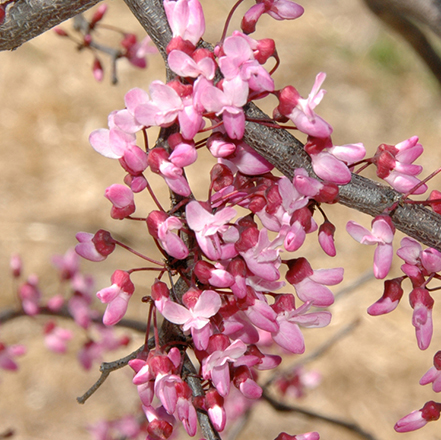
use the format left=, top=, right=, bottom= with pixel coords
left=77, top=344, right=146, bottom=404
left=262, top=390, right=378, bottom=440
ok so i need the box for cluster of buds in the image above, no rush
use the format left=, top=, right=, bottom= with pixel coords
left=54, top=4, right=157, bottom=84
left=8, top=249, right=131, bottom=371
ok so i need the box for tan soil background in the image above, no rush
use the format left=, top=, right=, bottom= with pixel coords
left=2, top=1, right=441, bottom=439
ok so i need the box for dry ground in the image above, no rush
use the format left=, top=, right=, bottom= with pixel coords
left=1, top=1, right=441, bottom=439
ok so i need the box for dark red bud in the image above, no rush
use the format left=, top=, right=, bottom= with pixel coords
left=277, top=86, right=300, bottom=116
left=151, top=279, right=170, bottom=301
left=376, top=151, right=396, bottom=179
left=148, top=148, right=169, bottom=174
left=166, top=36, right=195, bottom=55
left=286, top=257, right=314, bottom=285
left=92, top=230, right=116, bottom=256
left=147, top=420, right=173, bottom=440
left=304, top=135, right=333, bottom=156
left=210, top=163, right=234, bottom=192
left=254, top=38, right=276, bottom=64
left=409, top=287, right=434, bottom=309
left=194, top=261, right=215, bottom=284
left=421, top=401, right=441, bottom=422
left=235, top=226, right=259, bottom=252
left=429, top=190, right=441, bottom=215
left=167, top=79, right=193, bottom=98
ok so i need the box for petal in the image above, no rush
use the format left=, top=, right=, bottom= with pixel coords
left=162, top=300, right=192, bottom=325
left=311, top=152, right=350, bottom=184
left=373, top=244, right=393, bottom=279
left=272, top=319, right=305, bottom=353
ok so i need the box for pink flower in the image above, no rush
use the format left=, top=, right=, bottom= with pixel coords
left=304, top=138, right=365, bottom=185
left=0, top=342, right=26, bottom=371
left=186, top=201, right=236, bottom=260
left=318, top=221, right=336, bottom=257
left=75, top=229, right=116, bottom=262
left=239, top=228, right=282, bottom=281
left=121, top=34, right=157, bottom=68
left=147, top=211, right=189, bottom=260
left=168, top=49, right=215, bottom=79
left=164, top=0, right=205, bottom=46
left=202, top=336, right=250, bottom=397
left=367, top=277, right=404, bottom=316
left=43, top=321, right=73, bottom=354
left=52, top=248, right=80, bottom=281
left=10, top=253, right=22, bottom=278
left=135, top=81, right=183, bottom=128
left=420, top=351, right=441, bottom=392
left=89, top=111, right=138, bottom=158
left=161, top=289, right=221, bottom=350
left=286, top=258, right=343, bottom=307
left=97, top=270, right=135, bottom=326
left=409, top=287, right=434, bottom=350
left=395, top=401, right=441, bottom=432
left=92, top=57, right=104, bottom=82
left=105, top=184, right=136, bottom=219
left=205, top=389, right=226, bottom=431
left=276, top=73, right=332, bottom=138
left=346, top=215, right=395, bottom=279
left=374, top=136, right=427, bottom=195
left=148, top=147, right=191, bottom=196
left=19, top=275, right=41, bottom=316
left=199, top=76, right=248, bottom=139
left=242, top=0, right=304, bottom=34
left=271, top=295, right=331, bottom=353
left=220, top=140, right=274, bottom=175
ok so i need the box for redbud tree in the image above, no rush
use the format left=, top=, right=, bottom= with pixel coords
left=2, top=1, right=441, bottom=440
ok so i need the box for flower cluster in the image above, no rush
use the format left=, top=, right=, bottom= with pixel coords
left=73, top=0, right=441, bottom=438
left=54, top=4, right=157, bottom=84
left=79, top=0, right=352, bottom=438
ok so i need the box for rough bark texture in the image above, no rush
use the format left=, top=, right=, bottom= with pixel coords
left=0, top=0, right=102, bottom=51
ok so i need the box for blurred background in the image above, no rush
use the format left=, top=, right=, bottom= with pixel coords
left=1, top=0, right=441, bottom=439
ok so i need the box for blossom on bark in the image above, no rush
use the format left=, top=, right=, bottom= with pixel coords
left=374, top=136, right=427, bottom=195
left=147, top=211, right=189, bottom=260
left=286, top=258, right=343, bottom=307
left=202, top=336, right=255, bottom=397
left=161, top=289, right=222, bottom=350
left=96, top=270, right=135, bottom=326
left=164, top=0, right=205, bottom=46
left=105, top=184, right=136, bottom=219
left=271, top=294, right=331, bottom=353
left=186, top=200, right=236, bottom=261
left=275, top=73, right=332, bottom=138
left=346, top=215, right=395, bottom=279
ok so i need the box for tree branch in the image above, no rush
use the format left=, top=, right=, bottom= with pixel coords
left=0, top=0, right=101, bottom=52
left=121, top=0, right=441, bottom=253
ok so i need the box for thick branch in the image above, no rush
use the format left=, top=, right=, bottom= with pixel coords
left=0, top=0, right=101, bottom=51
